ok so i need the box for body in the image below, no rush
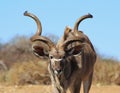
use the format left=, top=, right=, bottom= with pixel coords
left=24, top=11, right=96, bottom=93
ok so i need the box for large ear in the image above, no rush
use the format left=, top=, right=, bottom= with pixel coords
left=63, top=38, right=84, bottom=56
left=32, top=40, right=49, bottom=58
left=31, top=36, right=55, bottom=58
left=66, top=42, right=83, bottom=56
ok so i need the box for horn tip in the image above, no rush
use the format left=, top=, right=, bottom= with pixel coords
left=88, top=13, right=93, bottom=18
left=24, top=11, right=28, bottom=16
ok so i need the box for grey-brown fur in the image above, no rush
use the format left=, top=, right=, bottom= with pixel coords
left=24, top=11, right=96, bottom=93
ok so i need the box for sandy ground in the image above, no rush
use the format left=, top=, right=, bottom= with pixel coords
left=0, top=85, right=120, bottom=93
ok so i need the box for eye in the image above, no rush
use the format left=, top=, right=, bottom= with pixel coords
left=49, top=55, right=53, bottom=59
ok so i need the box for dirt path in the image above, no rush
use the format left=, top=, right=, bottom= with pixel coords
left=0, top=85, right=119, bottom=93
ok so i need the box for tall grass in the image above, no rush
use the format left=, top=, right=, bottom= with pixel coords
left=93, top=57, right=120, bottom=85
left=0, top=60, right=50, bottom=85
left=0, top=57, right=119, bottom=85
left=0, top=36, right=119, bottom=85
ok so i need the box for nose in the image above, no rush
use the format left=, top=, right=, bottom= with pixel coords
left=56, top=69, right=62, bottom=74
left=54, top=69, right=62, bottom=75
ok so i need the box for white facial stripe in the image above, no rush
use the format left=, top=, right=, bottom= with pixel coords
left=52, top=58, right=63, bottom=62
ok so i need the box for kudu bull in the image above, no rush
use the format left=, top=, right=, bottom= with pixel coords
left=24, top=11, right=96, bottom=93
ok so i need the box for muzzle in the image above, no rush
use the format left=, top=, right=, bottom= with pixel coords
left=50, top=58, right=65, bottom=75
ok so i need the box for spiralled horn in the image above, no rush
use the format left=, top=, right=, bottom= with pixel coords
left=24, top=11, right=42, bottom=36
left=73, top=13, right=93, bottom=31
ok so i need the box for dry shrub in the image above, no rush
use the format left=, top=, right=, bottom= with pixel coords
left=5, top=60, right=50, bottom=85
left=93, top=57, right=120, bottom=85
left=0, top=71, right=7, bottom=84
left=0, top=56, right=120, bottom=86
left=0, top=35, right=120, bottom=86
left=0, top=35, right=56, bottom=85
left=0, top=35, right=58, bottom=68
left=0, top=36, right=33, bottom=68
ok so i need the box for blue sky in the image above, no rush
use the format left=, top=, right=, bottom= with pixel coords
left=0, top=0, right=120, bottom=61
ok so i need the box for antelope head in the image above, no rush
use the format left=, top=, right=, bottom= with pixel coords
left=24, top=11, right=83, bottom=76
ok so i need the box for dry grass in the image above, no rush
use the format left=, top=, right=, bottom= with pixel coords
left=93, top=57, right=120, bottom=85
left=0, top=57, right=119, bottom=86
left=0, top=85, right=120, bottom=93
left=0, top=36, right=120, bottom=86
left=0, top=60, right=50, bottom=85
